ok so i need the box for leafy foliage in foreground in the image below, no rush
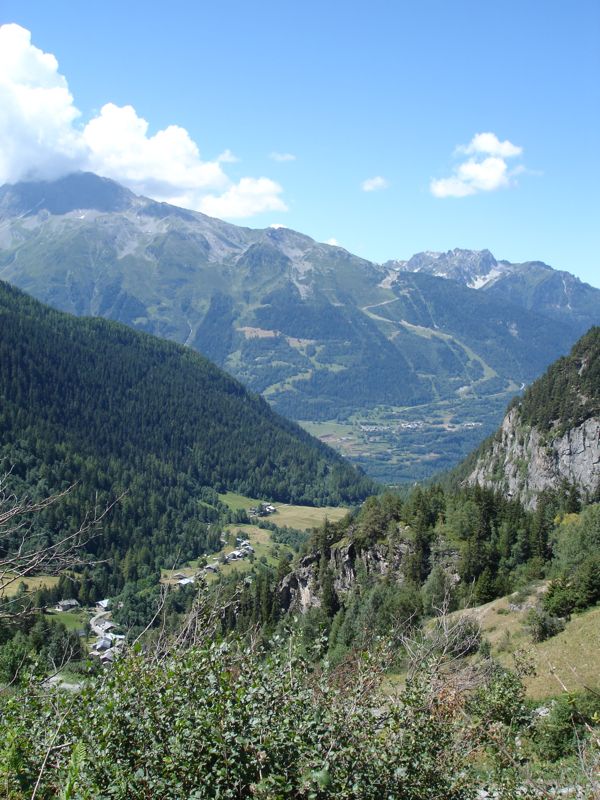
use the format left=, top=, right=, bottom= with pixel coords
left=1, top=645, right=469, bottom=799
left=0, top=619, right=558, bottom=800
left=3, top=602, right=598, bottom=800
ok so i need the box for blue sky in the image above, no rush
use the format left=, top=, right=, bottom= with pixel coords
left=1, top=0, right=599, bottom=286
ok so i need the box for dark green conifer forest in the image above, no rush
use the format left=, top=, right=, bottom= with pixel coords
left=0, top=279, right=373, bottom=576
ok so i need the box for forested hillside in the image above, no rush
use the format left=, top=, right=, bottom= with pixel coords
left=460, top=327, right=600, bottom=507
left=515, top=326, right=600, bottom=433
left=0, top=280, right=373, bottom=587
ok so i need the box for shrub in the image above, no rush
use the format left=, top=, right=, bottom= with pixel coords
left=532, top=691, right=600, bottom=762
left=526, top=607, right=566, bottom=642
left=0, top=638, right=478, bottom=800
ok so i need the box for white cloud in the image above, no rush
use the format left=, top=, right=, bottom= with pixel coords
left=0, top=23, right=287, bottom=219
left=216, top=149, right=239, bottom=163
left=431, top=132, right=524, bottom=198
left=326, top=237, right=340, bottom=246
left=0, top=24, right=85, bottom=183
left=83, top=103, right=229, bottom=201
left=361, top=175, right=389, bottom=192
left=269, top=223, right=287, bottom=229
left=199, top=177, right=287, bottom=219
left=270, top=152, right=296, bottom=162
left=459, top=132, right=523, bottom=158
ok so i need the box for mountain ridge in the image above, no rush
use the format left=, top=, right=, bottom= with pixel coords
left=386, top=246, right=599, bottom=327
left=2, top=172, right=599, bottom=482
left=0, top=277, right=373, bottom=507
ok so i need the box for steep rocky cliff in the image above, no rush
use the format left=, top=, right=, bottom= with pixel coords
left=279, top=537, right=413, bottom=613
left=464, top=327, right=600, bottom=508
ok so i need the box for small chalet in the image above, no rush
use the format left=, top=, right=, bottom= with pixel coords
left=100, top=650, right=116, bottom=664
left=56, top=599, right=80, bottom=612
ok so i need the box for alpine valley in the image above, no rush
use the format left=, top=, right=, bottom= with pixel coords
left=1, top=172, right=599, bottom=483
left=2, top=181, right=600, bottom=800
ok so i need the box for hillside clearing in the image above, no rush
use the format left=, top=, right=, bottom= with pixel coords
left=452, top=586, right=600, bottom=700
left=0, top=574, right=60, bottom=597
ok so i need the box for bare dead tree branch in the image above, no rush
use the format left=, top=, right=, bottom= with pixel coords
left=0, top=476, right=122, bottom=623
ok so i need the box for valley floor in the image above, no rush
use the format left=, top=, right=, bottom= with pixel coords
left=300, top=389, right=516, bottom=483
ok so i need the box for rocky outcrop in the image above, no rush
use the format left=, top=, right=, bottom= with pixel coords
left=279, top=536, right=414, bottom=614
left=279, top=552, right=322, bottom=613
left=467, top=408, right=600, bottom=508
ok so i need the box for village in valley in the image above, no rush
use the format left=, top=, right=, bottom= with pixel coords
left=53, top=596, right=125, bottom=666
left=44, top=501, right=284, bottom=671
left=17, top=497, right=346, bottom=682
left=169, top=502, right=277, bottom=584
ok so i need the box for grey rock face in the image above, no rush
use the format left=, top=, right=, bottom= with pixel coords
left=279, top=553, right=321, bottom=613
left=279, top=537, right=413, bottom=614
left=467, top=408, right=600, bottom=508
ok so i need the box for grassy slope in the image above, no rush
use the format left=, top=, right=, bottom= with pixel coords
left=455, top=587, right=600, bottom=700
left=0, top=574, right=60, bottom=598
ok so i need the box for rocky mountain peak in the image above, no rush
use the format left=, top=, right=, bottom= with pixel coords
left=0, top=172, right=136, bottom=218
left=399, top=247, right=506, bottom=288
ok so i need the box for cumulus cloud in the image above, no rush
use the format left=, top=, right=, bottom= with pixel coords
left=431, top=132, right=524, bottom=198
left=0, top=23, right=287, bottom=218
left=361, top=176, right=389, bottom=192
left=0, top=24, right=84, bottom=182
left=83, top=103, right=229, bottom=199
left=199, top=177, right=287, bottom=218
left=269, top=152, right=296, bottom=162
left=458, top=132, right=523, bottom=159
left=216, top=149, right=239, bottom=163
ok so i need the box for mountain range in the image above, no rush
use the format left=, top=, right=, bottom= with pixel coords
left=387, top=247, right=599, bottom=327
left=1, top=172, right=598, bottom=483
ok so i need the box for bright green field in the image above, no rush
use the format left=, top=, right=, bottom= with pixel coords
left=46, top=609, right=90, bottom=632
left=218, top=491, right=262, bottom=511
left=271, top=503, right=348, bottom=529
left=219, top=492, right=349, bottom=530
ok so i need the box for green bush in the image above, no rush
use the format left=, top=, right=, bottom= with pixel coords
left=0, top=639, right=477, bottom=800
left=532, top=691, right=600, bottom=762
left=525, top=607, right=566, bottom=642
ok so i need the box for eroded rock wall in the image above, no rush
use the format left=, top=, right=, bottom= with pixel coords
left=467, top=409, right=600, bottom=508
left=279, top=537, right=413, bottom=614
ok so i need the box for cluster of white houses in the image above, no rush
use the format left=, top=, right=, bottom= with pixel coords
left=172, top=537, right=256, bottom=582
left=248, top=503, right=276, bottom=517
left=55, top=598, right=124, bottom=665
left=89, top=602, right=125, bottom=664
left=222, top=538, right=255, bottom=564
